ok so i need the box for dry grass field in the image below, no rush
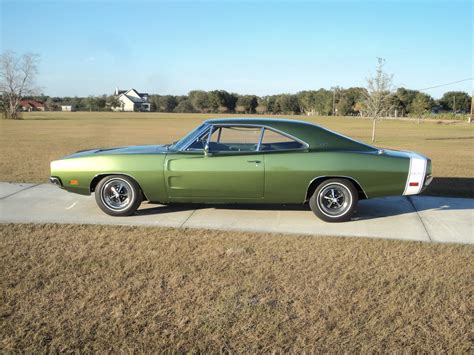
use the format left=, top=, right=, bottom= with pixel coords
left=0, top=112, right=473, bottom=197
left=1, top=223, right=472, bottom=352
left=1, top=113, right=472, bottom=352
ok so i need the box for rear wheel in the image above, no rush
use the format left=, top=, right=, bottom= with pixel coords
left=95, top=175, right=143, bottom=216
left=309, top=178, right=358, bottom=222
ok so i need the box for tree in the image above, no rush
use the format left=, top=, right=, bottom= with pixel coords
left=0, top=51, right=39, bottom=119
left=208, top=90, right=236, bottom=113
left=439, top=91, right=470, bottom=113
left=296, top=90, right=332, bottom=116
left=45, top=97, right=60, bottom=111
left=313, top=89, right=333, bottom=116
left=393, top=88, right=419, bottom=116
left=387, top=92, right=403, bottom=117
left=84, top=96, right=98, bottom=111
left=158, top=95, right=177, bottom=112
left=470, top=93, right=473, bottom=124
left=411, top=92, right=434, bottom=121
left=174, top=100, right=194, bottom=113
left=364, top=58, right=393, bottom=142
left=96, top=95, right=107, bottom=111
left=256, top=97, right=269, bottom=114
left=336, top=87, right=367, bottom=116
left=0, top=94, right=6, bottom=115
left=260, top=96, right=277, bottom=114
left=236, top=95, right=258, bottom=114
left=71, top=97, right=85, bottom=111
left=353, top=101, right=366, bottom=116
left=275, top=94, right=300, bottom=114
left=107, top=95, right=121, bottom=111
left=188, top=90, right=210, bottom=113
left=297, top=91, right=317, bottom=115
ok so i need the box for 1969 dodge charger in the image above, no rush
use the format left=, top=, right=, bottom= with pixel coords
left=50, top=118, right=432, bottom=222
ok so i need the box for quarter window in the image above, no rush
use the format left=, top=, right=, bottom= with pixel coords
left=260, top=128, right=305, bottom=151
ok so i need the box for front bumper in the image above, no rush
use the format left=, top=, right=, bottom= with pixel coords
left=49, top=176, right=63, bottom=188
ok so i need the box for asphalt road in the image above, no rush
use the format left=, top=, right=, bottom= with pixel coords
left=0, top=182, right=473, bottom=244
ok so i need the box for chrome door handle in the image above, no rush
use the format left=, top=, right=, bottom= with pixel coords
left=247, top=160, right=261, bottom=163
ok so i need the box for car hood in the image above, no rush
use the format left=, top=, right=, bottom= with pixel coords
left=63, top=144, right=169, bottom=159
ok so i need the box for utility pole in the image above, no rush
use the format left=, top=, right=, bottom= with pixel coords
left=470, top=92, right=473, bottom=124
left=332, top=88, right=336, bottom=116
left=453, top=95, right=456, bottom=113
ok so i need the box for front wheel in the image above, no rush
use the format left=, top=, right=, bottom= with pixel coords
left=95, top=175, right=143, bottom=216
left=309, top=178, right=358, bottom=222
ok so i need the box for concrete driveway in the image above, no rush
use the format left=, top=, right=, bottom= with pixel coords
left=0, top=182, right=473, bottom=244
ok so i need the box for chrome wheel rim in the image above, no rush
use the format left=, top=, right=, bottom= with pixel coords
left=100, top=178, right=133, bottom=211
left=317, top=183, right=351, bottom=217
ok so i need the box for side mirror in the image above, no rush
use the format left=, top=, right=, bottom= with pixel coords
left=204, top=144, right=209, bottom=156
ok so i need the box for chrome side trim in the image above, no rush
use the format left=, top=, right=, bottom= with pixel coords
left=304, top=175, right=368, bottom=202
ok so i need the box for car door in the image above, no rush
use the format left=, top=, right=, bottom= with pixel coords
left=164, top=125, right=264, bottom=201
left=259, top=127, right=310, bottom=203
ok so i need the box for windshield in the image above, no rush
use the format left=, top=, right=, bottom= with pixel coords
left=169, top=123, right=209, bottom=151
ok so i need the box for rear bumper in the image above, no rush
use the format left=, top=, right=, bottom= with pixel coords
left=420, top=174, right=433, bottom=193
left=403, top=155, right=432, bottom=196
left=424, top=174, right=433, bottom=186
left=49, top=176, right=63, bottom=188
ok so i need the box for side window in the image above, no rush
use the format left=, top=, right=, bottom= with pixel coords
left=209, top=126, right=261, bottom=152
left=260, top=129, right=305, bottom=151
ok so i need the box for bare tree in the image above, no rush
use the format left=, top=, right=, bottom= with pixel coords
left=364, top=58, right=394, bottom=142
left=0, top=51, right=39, bottom=119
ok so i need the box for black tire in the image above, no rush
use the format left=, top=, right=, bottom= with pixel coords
left=309, top=178, right=358, bottom=222
left=94, top=175, right=143, bottom=216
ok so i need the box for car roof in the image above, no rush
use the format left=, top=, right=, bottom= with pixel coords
left=205, top=117, right=313, bottom=128
left=204, top=117, right=375, bottom=152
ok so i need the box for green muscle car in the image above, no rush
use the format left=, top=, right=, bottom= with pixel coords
left=50, top=118, right=432, bottom=222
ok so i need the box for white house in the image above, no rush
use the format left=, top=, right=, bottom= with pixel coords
left=61, top=105, right=74, bottom=112
left=113, top=88, right=151, bottom=112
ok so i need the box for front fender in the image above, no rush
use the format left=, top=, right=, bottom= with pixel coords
left=50, top=154, right=167, bottom=202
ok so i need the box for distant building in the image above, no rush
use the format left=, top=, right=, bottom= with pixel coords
left=61, top=105, right=74, bottom=112
left=113, top=88, right=151, bottom=112
left=19, top=100, right=45, bottom=112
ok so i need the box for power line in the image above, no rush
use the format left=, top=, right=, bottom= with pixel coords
left=418, top=78, right=473, bottom=91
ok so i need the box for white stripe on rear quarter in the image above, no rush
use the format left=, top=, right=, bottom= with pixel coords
left=403, top=155, right=427, bottom=195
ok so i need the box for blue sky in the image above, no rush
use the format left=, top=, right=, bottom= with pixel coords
left=1, top=0, right=472, bottom=98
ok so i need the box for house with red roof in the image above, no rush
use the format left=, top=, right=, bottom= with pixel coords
left=19, top=100, right=45, bottom=112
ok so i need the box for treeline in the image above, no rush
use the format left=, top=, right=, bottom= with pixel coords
left=32, top=88, right=471, bottom=116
